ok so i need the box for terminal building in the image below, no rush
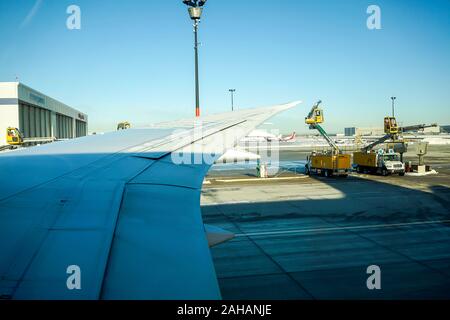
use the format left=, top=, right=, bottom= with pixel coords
left=344, top=127, right=385, bottom=137
left=345, top=125, right=444, bottom=136
left=0, top=82, right=88, bottom=145
left=442, top=125, right=450, bottom=134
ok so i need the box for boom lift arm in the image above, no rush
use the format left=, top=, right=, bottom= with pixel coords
left=400, top=123, right=438, bottom=133
left=305, top=100, right=340, bottom=154
left=361, top=122, right=438, bottom=152
left=361, top=134, right=391, bottom=152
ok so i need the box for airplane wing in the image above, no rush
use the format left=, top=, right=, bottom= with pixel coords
left=0, top=101, right=300, bottom=300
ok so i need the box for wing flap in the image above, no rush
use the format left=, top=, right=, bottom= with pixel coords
left=101, top=183, right=219, bottom=300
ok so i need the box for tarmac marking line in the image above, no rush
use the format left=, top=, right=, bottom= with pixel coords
left=235, top=219, right=450, bottom=237
left=209, top=176, right=309, bottom=183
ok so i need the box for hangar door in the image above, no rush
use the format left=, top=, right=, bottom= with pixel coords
left=75, top=120, right=87, bottom=137
left=56, top=113, right=73, bottom=139
left=19, top=102, right=52, bottom=139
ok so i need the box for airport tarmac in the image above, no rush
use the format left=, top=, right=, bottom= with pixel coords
left=201, top=145, right=450, bottom=299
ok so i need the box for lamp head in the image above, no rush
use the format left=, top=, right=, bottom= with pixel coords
left=188, top=7, right=203, bottom=19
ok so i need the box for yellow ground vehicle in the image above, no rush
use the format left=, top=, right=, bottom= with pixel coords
left=6, top=127, right=24, bottom=145
left=304, top=101, right=351, bottom=177
left=306, top=153, right=351, bottom=177
left=353, top=117, right=436, bottom=176
left=354, top=150, right=405, bottom=176
left=117, top=122, right=131, bottom=130
left=5, top=127, right=56, bottom=149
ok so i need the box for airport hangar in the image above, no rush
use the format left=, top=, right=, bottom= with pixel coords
left=0, top=82, right=88, bottom=145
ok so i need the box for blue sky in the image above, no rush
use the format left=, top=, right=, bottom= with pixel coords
left=0, top=0, right=449, bottom=133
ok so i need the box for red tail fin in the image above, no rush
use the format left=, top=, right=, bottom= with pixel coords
left=285, top=132, right=296, bottom=141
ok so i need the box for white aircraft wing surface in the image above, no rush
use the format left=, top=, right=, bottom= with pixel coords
left=0, top=101, right=299, bottom=300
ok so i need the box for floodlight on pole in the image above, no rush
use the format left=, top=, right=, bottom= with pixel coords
left=182, top=0, right=208, bottom=118
left=229, top=89, right=236, bottom=111
left=391, top=96, right=397, bottom=117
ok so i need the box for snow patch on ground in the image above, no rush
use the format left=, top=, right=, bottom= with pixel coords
left=406, top=169, right=438, bottom=176
left=423, top=137, right=450, bottom=145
